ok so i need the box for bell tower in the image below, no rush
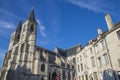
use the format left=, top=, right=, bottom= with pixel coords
left=20, top=8, right=37, bottom=43
left=8, top=21, right=22, bottom=50
left=19, top=8, right=38, bottom=71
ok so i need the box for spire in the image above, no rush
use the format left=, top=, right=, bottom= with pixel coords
left=15, top=20, right=22, bottom=33
left=28, top=7, right=36, bottom=22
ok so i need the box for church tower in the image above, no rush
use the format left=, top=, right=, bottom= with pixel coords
left=0, top=8, right=38, bottom=80
left=8, top=21, right=22, bottom=50
left=19, top=8, right=38, bottom=71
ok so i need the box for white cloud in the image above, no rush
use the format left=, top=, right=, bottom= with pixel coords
left=37, top=19, right=47, bottom=37
left=67, top=0, right=112, bottom=13
left=0, top=20, right=16, bottom=29
left=0, top=8, right=21, bottom=19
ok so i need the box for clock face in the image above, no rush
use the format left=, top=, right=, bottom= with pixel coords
left=30, top=24, right=34, bottom=32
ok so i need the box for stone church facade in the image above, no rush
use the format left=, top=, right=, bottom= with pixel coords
left=0, top=9, right=120, bottom=80
left=0, top=9, right=76, bottom=80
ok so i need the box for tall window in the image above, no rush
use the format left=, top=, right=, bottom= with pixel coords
left=117, top=30, right=120, bottom=39
left=41, top=63, right=45, bottom=71
left=30, top=24, right=34, bottom=32
left=91, top=56, right=95, bottom=67
left=103, top=54, right=109, bottom=64
left=81, top=64, right=83, bottom=71
left=98, top=57, right=102, bottom=67
left=78, top=65, right=80, bottom=72
left=21, top=43, right=25, bottom=53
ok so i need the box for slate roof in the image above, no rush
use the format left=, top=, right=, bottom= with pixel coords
left=35, top=45, right=56, bottom=55
left=66, top=44, right=82, bottom=56
left=56, top=47, right=67, bottom=57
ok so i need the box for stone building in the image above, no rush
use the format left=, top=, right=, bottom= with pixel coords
left=0, top=9, right=76, bottom=80
left=0, top=8, right=120, bottom=80
left=75, top=14, right=120, bottom=80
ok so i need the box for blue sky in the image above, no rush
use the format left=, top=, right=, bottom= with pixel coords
left=0, top=0, right=120, bottom=67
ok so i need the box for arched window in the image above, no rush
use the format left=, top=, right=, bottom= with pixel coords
left=30, top=24, right=34, bottom=32
left=41, top=63, right=45, bottom=71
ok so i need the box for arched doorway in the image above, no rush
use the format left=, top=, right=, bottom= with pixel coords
left=52, top=71, right=57, bottom=80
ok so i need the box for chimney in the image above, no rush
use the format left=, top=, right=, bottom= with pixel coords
left=105, top=14, right=114, bottom=30
left=97, top=28, right=102, bottom=35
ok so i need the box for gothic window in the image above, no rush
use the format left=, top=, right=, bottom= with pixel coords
left=52, top=71, right=57, bottom=80
left=16, top=34, right=20, bottom=41
left=30, top=24, right=34, bottom=32
left=41, top=63, right=45, bottom=71
left=21, top=43, right=25, bottom=53
left=26, top=44, right=29, bottom=52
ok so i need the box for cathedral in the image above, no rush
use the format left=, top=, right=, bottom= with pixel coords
left=0, top=9, right=76, bottom=80
left=1, top=8, right=120, bottom=80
